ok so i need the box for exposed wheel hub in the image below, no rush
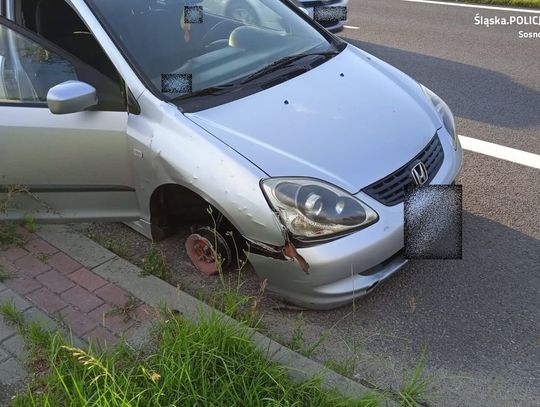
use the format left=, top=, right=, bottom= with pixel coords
left=185, top=227, right=232, bottom=275
left=185, top=234, right=218, bottom=275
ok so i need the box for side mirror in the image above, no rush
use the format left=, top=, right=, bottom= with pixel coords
left=47, top=80, right=98, bottom=114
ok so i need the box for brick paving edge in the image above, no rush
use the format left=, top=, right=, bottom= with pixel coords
left=36, top=225, right=370, bottom=400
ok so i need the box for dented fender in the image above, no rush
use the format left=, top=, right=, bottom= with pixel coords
left=127, top=94, right=286, bottom=246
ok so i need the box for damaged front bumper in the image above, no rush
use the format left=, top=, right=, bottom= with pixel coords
left=248, top=203, right=406, bottom=309
left=247, top=130, right=462, bottom=309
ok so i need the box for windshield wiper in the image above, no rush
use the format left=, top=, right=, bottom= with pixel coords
left=169, top=51, right=339, bottom=103
left=239, top=51, right=339, bottom=84
left=169, top=83, right=239, bottom=103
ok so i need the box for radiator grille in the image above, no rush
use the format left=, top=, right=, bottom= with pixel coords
left=362, top=134, right=445, bottom=206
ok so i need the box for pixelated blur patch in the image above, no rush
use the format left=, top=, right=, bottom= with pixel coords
left=161, top=74, right=192, bottom=94
left=313, top=6, right=347, bottom=22
left=404, top=185, right=462, bottom=260
left=184, top=6, right=203, bottom=24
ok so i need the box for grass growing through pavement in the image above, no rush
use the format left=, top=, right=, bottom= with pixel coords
left=22, top=215, right=37, bottom=233
left=398, top=349, right=431, bottom=407
left=106, top=295, right=140, bottom=323
left=0, top=301, right=53, bottom=381
left=0, top=222, right=27, bottom=246
left=0, top=266, right=16, bottom=282
left=105, top=238, right=131, bottom=259
left=3, top=305, right=381, bottom=407
left=140, top=243, right=170, bottom=279
left=80, top=208, right=432, bottom=406
left=0, top=301, right=25, bottom=327
left=457, top=0, right=540, bottom=8
left=204, top=207, right=268, bottom=328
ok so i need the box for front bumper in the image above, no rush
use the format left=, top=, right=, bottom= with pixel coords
left=249, top=130, right=463, bottom=309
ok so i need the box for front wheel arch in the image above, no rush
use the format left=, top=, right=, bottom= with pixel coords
left=149, top=183, right=242, bottom=242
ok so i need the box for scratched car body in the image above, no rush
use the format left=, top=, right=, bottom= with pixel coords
left=0, top=0, right=462, bottom=309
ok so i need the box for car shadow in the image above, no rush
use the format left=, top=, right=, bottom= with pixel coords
left=340, top=37, right=540, bottom=129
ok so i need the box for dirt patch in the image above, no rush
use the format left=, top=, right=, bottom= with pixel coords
left=70, top=222, right=288, bottom=316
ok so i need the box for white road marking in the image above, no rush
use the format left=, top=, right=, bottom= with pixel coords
left=459, top=135, right=540, bottom=169
left=401, top=0, right=540, bottom=14
left=344, top=25, right=360, bottom=29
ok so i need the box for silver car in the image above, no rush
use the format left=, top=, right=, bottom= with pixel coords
left=0, top=0, right=462, bottom=309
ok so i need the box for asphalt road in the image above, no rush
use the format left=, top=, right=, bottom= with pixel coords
left=82, top=1, right=539, bottom=406
left=269, top=1, right=539, bottom=405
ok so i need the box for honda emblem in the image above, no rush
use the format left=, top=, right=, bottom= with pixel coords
left=411, top=162, right=429, bottom=186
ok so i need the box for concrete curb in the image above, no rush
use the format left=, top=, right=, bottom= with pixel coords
left=36, top=225, right=372, bottom=400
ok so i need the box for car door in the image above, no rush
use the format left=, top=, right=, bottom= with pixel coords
left=0, top=16, right=140, bottom=222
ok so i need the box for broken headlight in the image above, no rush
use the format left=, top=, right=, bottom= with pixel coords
left=261, top=178, right=378, bottom=241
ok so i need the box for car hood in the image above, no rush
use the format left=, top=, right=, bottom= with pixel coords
left=186, top=44, right=441, bottom=193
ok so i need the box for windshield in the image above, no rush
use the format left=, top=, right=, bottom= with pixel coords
left=88, top=0, right=341, bottom=108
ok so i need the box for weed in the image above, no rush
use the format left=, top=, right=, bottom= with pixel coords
left=398, top=347, right=431, bottom=406
left=106, top=295, right=140, bottom=322
left=0, top=301, right=25, bottom=328
left=11, top=309, right=375, bottom=406
left=0, top=303, right=52, bottom=383
left=35, top=252, right=52, bottom=263
left=287, top=313, right=327, bottom=357
left=141, top=244, right=169, bottom=279
left=22, top=214, right=37, bottom=233
left=207, top=252, right=264, bottom=327
left=289, top=313, right=306, bottom=352
left=0, top=184, right=55, bottom=216
left=0, top=266, right=16, bottom=282
left=325, top=353, right=359, bottom=378
left=25, top=321, right=52, bottom=350
left=204, top=208, right=265, bottom=328
left=0, top=185, right=30, bottom=214
left=0, top=222, right=27, bottom=246
left=105, top=238, right=130, bottom=258
left=51, top=311, right=67, bottom=329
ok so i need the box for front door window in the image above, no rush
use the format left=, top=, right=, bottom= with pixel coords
left=0, top=23, right=77, bottom=103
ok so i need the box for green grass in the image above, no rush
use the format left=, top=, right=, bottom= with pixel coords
left=456, top=0, right=540, bottom=8
left=8, top=309, right=381, bottom=407
left=398, top=348, right=431, bottom=407
left=22, top=215, right=38, bottom=233
left=105, top=295, right=140, bottom=323
left=0, top=222, right=27, bottom=246
left=104, top=238, right=130, bottom=259
left=140, top=244, right=170, bottom=279
left=0, top=266, right=16, bottom=282
left=287, top=314, right=327, bottom=358
left=325, top=354, right=359, bottom=378
left=203, top=208, right=267, bottom=328
left=0, top=301, right=25, bottom=327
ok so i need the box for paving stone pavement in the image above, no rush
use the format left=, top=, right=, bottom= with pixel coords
left=0, top=226, right=153, bottom=404
left=1, top=224, right=371, bottom=405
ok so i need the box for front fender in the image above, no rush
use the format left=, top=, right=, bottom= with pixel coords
left=141, top=99, right=286, bottom=246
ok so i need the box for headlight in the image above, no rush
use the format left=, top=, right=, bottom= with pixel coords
left=421, top=85, right=458, bottom=150
left=261, top=178, right=378, bottom=241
